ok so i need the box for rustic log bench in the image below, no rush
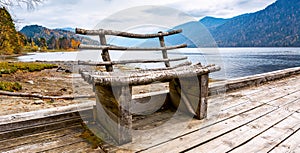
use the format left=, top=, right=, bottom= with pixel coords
left=76, top=28, right=220, bottom=145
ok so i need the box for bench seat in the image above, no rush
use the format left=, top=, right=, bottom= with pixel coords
left=81, top=64, right=220, bottom=86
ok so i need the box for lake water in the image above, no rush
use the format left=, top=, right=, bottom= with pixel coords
left=18, top=48, right=300, bottom=80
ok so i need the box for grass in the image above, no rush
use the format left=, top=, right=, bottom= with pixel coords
left=0, top=62, right=57, bottom=92
left=0, top=81, right=22, bottom=92
left=0, top=62, right=58, bottom=75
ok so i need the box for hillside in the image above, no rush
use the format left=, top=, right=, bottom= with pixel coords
left=209, top=0, right=300, bottom=47
left=20, top=25, right=99, bottom=48
left=199, top=16, right=229, bottom=31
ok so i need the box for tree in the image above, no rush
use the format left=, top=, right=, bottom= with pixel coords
left=0, top=7, right=24, bottom=55
left=59, top=37, right=70, bottom=50
left=47, top=36, right=56, bottom=50
left=39, top=37, right=47, bottom=51
left=0, top=0, right=43, bottom=10
left=71, top=38, right=80, bottom=49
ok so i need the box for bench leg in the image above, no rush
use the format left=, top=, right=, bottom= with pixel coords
left=94, top=85, right=132, bottom=145
left=169, top=74, right=209, bottom=120
left=197, top=74, right=209, bottom=119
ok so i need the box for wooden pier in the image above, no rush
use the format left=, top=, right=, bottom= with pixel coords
left=0, top=67, right=299, bottom=152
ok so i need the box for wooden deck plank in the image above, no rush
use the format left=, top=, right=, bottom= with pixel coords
left=209, top=73, right=300, bottom=108
left=0, top=125, right=83, bottom=150
left=185, top=99, right=299, bottom=153
left=267, top=90, right=300, bottom=107
left=270, top=128, right=300, bottom=153
left=106, top=75, right=300, bottom=152
left=229, top=112, right=300, bottom=153
left=40, top=141, right=101, bottom=153
left=0, top=125, right=87, bottom=153
left=139, top=104, right=277, bottom=153
left=210, top=74, right=300, bottom=115
left=283, top=98, right=300, bottom=113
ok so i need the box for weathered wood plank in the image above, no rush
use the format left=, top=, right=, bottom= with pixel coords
left=229, top=112, right=300, bottom=153
left=197, top=74, right=209, bottom=119
left=0, top=112, right=81, bottom=133
left=158, top=32, right=170, bottom=67
left=270, top=127, right=300, bottom=153
left=0, top=117, right=82, bottom=141
left=94, top=85, right=132, bottom=145
left=267, top=90, right=300, bottom=107
left=185, top=93, right=300, bottom=153
left=131, top=90, right=169, bottom=115
left=99, top=34, right=113, bottom=72
left=42, top=141, right=101, bottom=153
left=0, top=90, right=94, bottom=100
left=78, top=56, right=187, bottom=66
left=132, top=109, right=175, bottom=130
left=76, top=28, right=182, bottom=38
left=79, top=44, right=187, bottom=51
left=139, top=104, right=277, bottom=153
left=0, top=101, right=94, bottom=125
left=216, top=77, right=300, bottom=112
left=209, top=66, right=300, bottom=95
left=281, top=99, right=300, bottom=113
left=169, top=78, right=198, bottom=116
left=0, top=127, right=85, bottom=153
left=0, top=125, right=83, bottom=150
left=92, top=64, right=220, bottom=86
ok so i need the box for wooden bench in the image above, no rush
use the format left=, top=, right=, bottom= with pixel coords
left=76, top=28, right=220, bottom=145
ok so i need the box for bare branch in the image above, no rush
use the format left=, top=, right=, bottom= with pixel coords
left=0, top=0, right=43, bottom=10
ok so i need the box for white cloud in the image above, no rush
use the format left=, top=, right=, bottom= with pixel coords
left=10, top=0, right=276, bottom=30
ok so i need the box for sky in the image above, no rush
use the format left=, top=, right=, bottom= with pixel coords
left=9, top=0, right=277, bottom=30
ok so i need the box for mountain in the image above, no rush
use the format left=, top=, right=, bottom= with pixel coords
left=0, top=7, right=25, bottom=55
left=170, top=0, right=300, bottom=47
left=210, top=0, right=300, bottom=47
left=55, top=27, right=75, bottom=33
left=199, top=16, right=229, bottom=30
left=166, top=21, right=218, bottom=47
left=20, top=25, right=99, bottom=46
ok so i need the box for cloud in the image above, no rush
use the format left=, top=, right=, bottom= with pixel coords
left=11, top=0, right=276, bottom=30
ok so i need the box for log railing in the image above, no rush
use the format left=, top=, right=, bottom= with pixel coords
left=76, top=28, right=182, bottom=38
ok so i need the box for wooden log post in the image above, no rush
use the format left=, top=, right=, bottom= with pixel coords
left=99, top=32, right=113, bottom=72
left=197, top=74, right=209, bottom=119
left=158, top=32, right=170, bottom=67
left=94, top=84, right=132, bottom=145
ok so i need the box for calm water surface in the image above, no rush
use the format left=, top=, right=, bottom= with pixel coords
left=18, top=48, right=300, bottom=80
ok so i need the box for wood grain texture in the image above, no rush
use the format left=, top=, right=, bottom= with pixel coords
left=158, top=31, right=170, bottom=67
left=91, top=64, right=220, bottom=86
left=76, top=28, right=182, bottom=38
left=94, top=85, right=132, bottom=145
left=78, top=43, right=187, bottom=51
left=99, top=34, right=113, bottom=72
left=78, top=56, right=188, bottom=66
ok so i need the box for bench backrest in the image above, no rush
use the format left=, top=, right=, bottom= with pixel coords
left=75, top=28, right=189, bottom=72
